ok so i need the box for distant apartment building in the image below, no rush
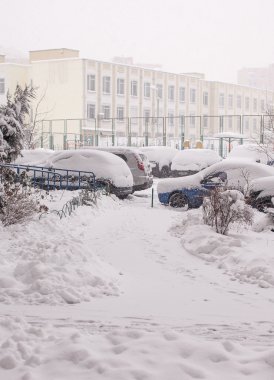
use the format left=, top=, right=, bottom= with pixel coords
left=1, top=48, right=274, bottom=148
left=238, top=64, right=274, bottom=93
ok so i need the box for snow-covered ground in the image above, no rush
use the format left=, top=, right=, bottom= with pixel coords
left=0, top=180, right=274, bottom=379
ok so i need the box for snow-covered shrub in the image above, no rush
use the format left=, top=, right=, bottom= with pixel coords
left=0, top=85, right=35, bottom=163
left=202, top=188, right=253, bottom=235
left=0, top=168, right=39, bottom=226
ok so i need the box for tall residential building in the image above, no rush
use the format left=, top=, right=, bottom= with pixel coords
left=238, top=64, right=274, bottom=93
left=1, top=48, right=274, bottom=148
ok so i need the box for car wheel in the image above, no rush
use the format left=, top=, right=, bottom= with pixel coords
left=160, top=166, right=169, bottom=178
left=169, top=192, right=188, bottom=209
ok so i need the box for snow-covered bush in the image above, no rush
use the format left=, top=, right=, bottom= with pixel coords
left=0, top=85, right=35, bottom=162
left=202, top=188, right=253, bottom=235
left=0, top=168, right=39, bottom=226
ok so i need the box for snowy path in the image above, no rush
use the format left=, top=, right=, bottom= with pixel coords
left=1, top=188, right=274, bottom=379
left=1, top=190, right=274, bottom=345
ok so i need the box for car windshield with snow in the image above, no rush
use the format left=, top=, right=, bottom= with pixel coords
left=41, top=149, right=134, bottom=198
left=138, top=146, right=178, bottom=177
left=170, top=149, right=222, bottom=177
left=157, top=158, right=274, bottom=208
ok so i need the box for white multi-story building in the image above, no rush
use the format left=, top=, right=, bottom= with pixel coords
left=1, top=48, right=274, bottom=149
left=238, top=64, right=274, bottom=92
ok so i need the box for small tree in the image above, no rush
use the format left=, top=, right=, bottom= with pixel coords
left=0, top=84, right=35, bottom=162
left=251, top=105, right=274, bottom=163
left=0, top=167, right=39, bottom=226
left=203, top=188, right=253, bottom=235
left=23, top=88, right=52, bottom=149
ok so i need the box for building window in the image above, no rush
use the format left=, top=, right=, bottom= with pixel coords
left=253, top=98, right=257, bottom=112
left=203, top=91, right=208, bottom=106
left=168, top=85, right=175, bottom=101
left=190, top=88, right=196, bottom=103
left=102, top=76, right=111, bottom=94
left=253, top=118, right=257, bottom=133
left=102, top=105, right=111, bottom=119
left=87, top=103, right=95, bottom=119
left=87, top=74, right=95, bottom=91
left=131, top=80, right=138, bottom=96
left=0, top=78, right=4, bottom=94
left=203, top=115, right=208, bottom=128
left=245, top=97, right=250, bottom=111
left=237, top=117, right=241, bottom=131
left=156, top=84, right=163, bottom=99
left=228, top=94, right=233, bottom=109
left=237, top=95, right=242, bottom=108
left=144, top=82, right=150, bottom=98
left=228, top=116, right=233, bottom=130
left=179, top=87, right=185, bottom=103
left=168, top=112, right=174, bottom=126
left=117, top=78, right=125, bottom=95
left=219, top=93, right=225, bottom=108
left=117, top=106, right=124, bottom=120
left=179, top=113, right=185, bottom=128
left=190, top=114, right=196, bottom=127
left=144, top=109, right=150, bottom=123
left=261, top=99, right=265, bottom=112
left=130, top=106, right=138, bottom=123
left=245, top=118, right=249, bottom=130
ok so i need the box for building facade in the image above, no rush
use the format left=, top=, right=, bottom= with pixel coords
left=1, top=48, right=274, bottom=149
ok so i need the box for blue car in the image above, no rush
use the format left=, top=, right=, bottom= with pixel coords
left=157, top=159, right=274, bottom=208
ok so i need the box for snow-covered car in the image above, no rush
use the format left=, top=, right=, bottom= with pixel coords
left=138, top=146, right=178, bottom=177
left=14, top=148, right=55, bottom=165
left=227, top=144, right=274, bottom=165
left=170, top=149, right=222, bottom=177
left=87, top=147, right=153, bottom=192
left=43, top=149, right=134, bottom=198
left=246, top=176, right=274, bottom=212
left=157, top=159, right=274, bottom=208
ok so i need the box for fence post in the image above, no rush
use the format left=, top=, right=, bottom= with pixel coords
left=63, top=119, right=67, bottom=150
left=112, top=118, right=115, bottom=146
left=163, top=117, right=166, bottom=146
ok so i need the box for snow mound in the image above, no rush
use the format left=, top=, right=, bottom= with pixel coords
left=173, top=210, right=274, bottom=288
left=0, top=316, right=273, bottom=380
left=0, top=196, right=121, bottom=304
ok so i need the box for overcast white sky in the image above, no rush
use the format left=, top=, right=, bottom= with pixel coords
left=1, top=0, right=274, bottom=83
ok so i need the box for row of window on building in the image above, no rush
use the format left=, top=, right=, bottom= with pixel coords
left=218, top=92, right=265, bottom=112
left=87, top=74, right=193, bottom=102
left=87, top=75, right=266, bottom=112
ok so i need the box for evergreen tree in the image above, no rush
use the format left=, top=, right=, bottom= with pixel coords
left=0, top=85, right=35, bottom=162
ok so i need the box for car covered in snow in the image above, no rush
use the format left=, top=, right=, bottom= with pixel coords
left=138, top=146, right=178, bottom=177
left=15, top=148, right=55, bottom=165
left=157, top=159, right=274, bottom=208
left=227, top=144, right=274, bottom=165
left=87, top=147, right=153, bottom=192
left=42, top=149, right=134, bottom=198
left=246, top=176, right=274, bottom=212
left=170, top=149, right=222, bottom=177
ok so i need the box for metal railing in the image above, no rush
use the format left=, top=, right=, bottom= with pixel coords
left=0, top=163, right=97, bottom=191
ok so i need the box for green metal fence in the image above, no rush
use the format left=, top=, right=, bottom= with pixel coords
left=37, top=114, right=273, bottom=157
